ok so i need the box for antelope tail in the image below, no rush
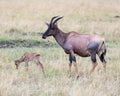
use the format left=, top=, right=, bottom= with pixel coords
left=98, top=41, right=106, bottom=56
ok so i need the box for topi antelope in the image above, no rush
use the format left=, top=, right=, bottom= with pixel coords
left=42, top=16, right=107, bottom=79
left=15, top=52, right=45, bottom=76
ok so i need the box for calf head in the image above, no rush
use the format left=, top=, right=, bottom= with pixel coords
left=14, top=60, right=20, bottom=69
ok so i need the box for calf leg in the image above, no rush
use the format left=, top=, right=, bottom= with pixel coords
left=25, top=61, right=28, bottom=72
left=34, top=58, right=45, bottom=76
left=38, top=62, right=45, bottom=75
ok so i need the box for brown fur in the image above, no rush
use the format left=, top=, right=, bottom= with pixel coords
left=42, top=16, right=106, bottom=79
left=15, top=52, right=45, bottom=76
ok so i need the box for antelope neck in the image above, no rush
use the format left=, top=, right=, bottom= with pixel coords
left=53, top=29, right=67, bottom=47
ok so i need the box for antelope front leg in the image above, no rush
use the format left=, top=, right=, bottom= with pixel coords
left=69, top=51, right=79, bottom=79
left=68, top=63, right=72, bottom=78
left=73, top=61, right=79, bottom=79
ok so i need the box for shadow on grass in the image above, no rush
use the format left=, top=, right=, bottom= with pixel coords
left=1, top=30, right=59, bottom=48
left=0, top=40, right=58, bottom=48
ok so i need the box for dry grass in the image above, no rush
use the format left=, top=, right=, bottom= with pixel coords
left=0, top=0, right=120, bottom=96
left=0, top=44, right=120, bottom=96
left=0, top=0, right=120, bottom=39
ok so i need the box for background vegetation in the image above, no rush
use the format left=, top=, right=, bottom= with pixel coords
left=0, top=0, right=120, bottom=96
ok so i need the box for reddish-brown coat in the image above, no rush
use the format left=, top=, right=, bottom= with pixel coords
left=42, top=16, right=106, bottom=79
left=15, top=52, right=45, bottom=76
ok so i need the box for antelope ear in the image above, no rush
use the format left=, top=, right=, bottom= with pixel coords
left=54, top=23, right=58, bottom=28
left=51, top=23, right=57, bottom=29
left=45, top=22, right=50, bottom=27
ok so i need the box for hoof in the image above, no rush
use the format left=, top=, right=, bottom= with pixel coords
left=76, top=75, right=79, bottom=79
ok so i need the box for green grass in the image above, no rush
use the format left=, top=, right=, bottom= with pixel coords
left=0, top=0, right=120, bottom=96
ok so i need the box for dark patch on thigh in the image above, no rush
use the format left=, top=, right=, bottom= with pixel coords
left=87, top=41, right=99, bottom=53
left=87, top=41, right=99, bottom=63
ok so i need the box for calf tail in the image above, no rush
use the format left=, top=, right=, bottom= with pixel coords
left=36, top=54, right=40, bottom=56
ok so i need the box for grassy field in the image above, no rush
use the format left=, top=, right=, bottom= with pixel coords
left=0, top=0, right=120, bottom=96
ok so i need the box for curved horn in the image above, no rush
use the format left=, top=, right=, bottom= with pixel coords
left=50, top=16, right=59, bottom=25
left=53, top=16, right=63, bottom=25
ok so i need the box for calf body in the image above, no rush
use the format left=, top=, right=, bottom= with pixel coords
left=15, top=52, right=45, bottom=76
left=42, top=16, right=106, bottom=79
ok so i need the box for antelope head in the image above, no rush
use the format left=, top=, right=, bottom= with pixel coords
left=42, top=16, right=63, bottom=39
